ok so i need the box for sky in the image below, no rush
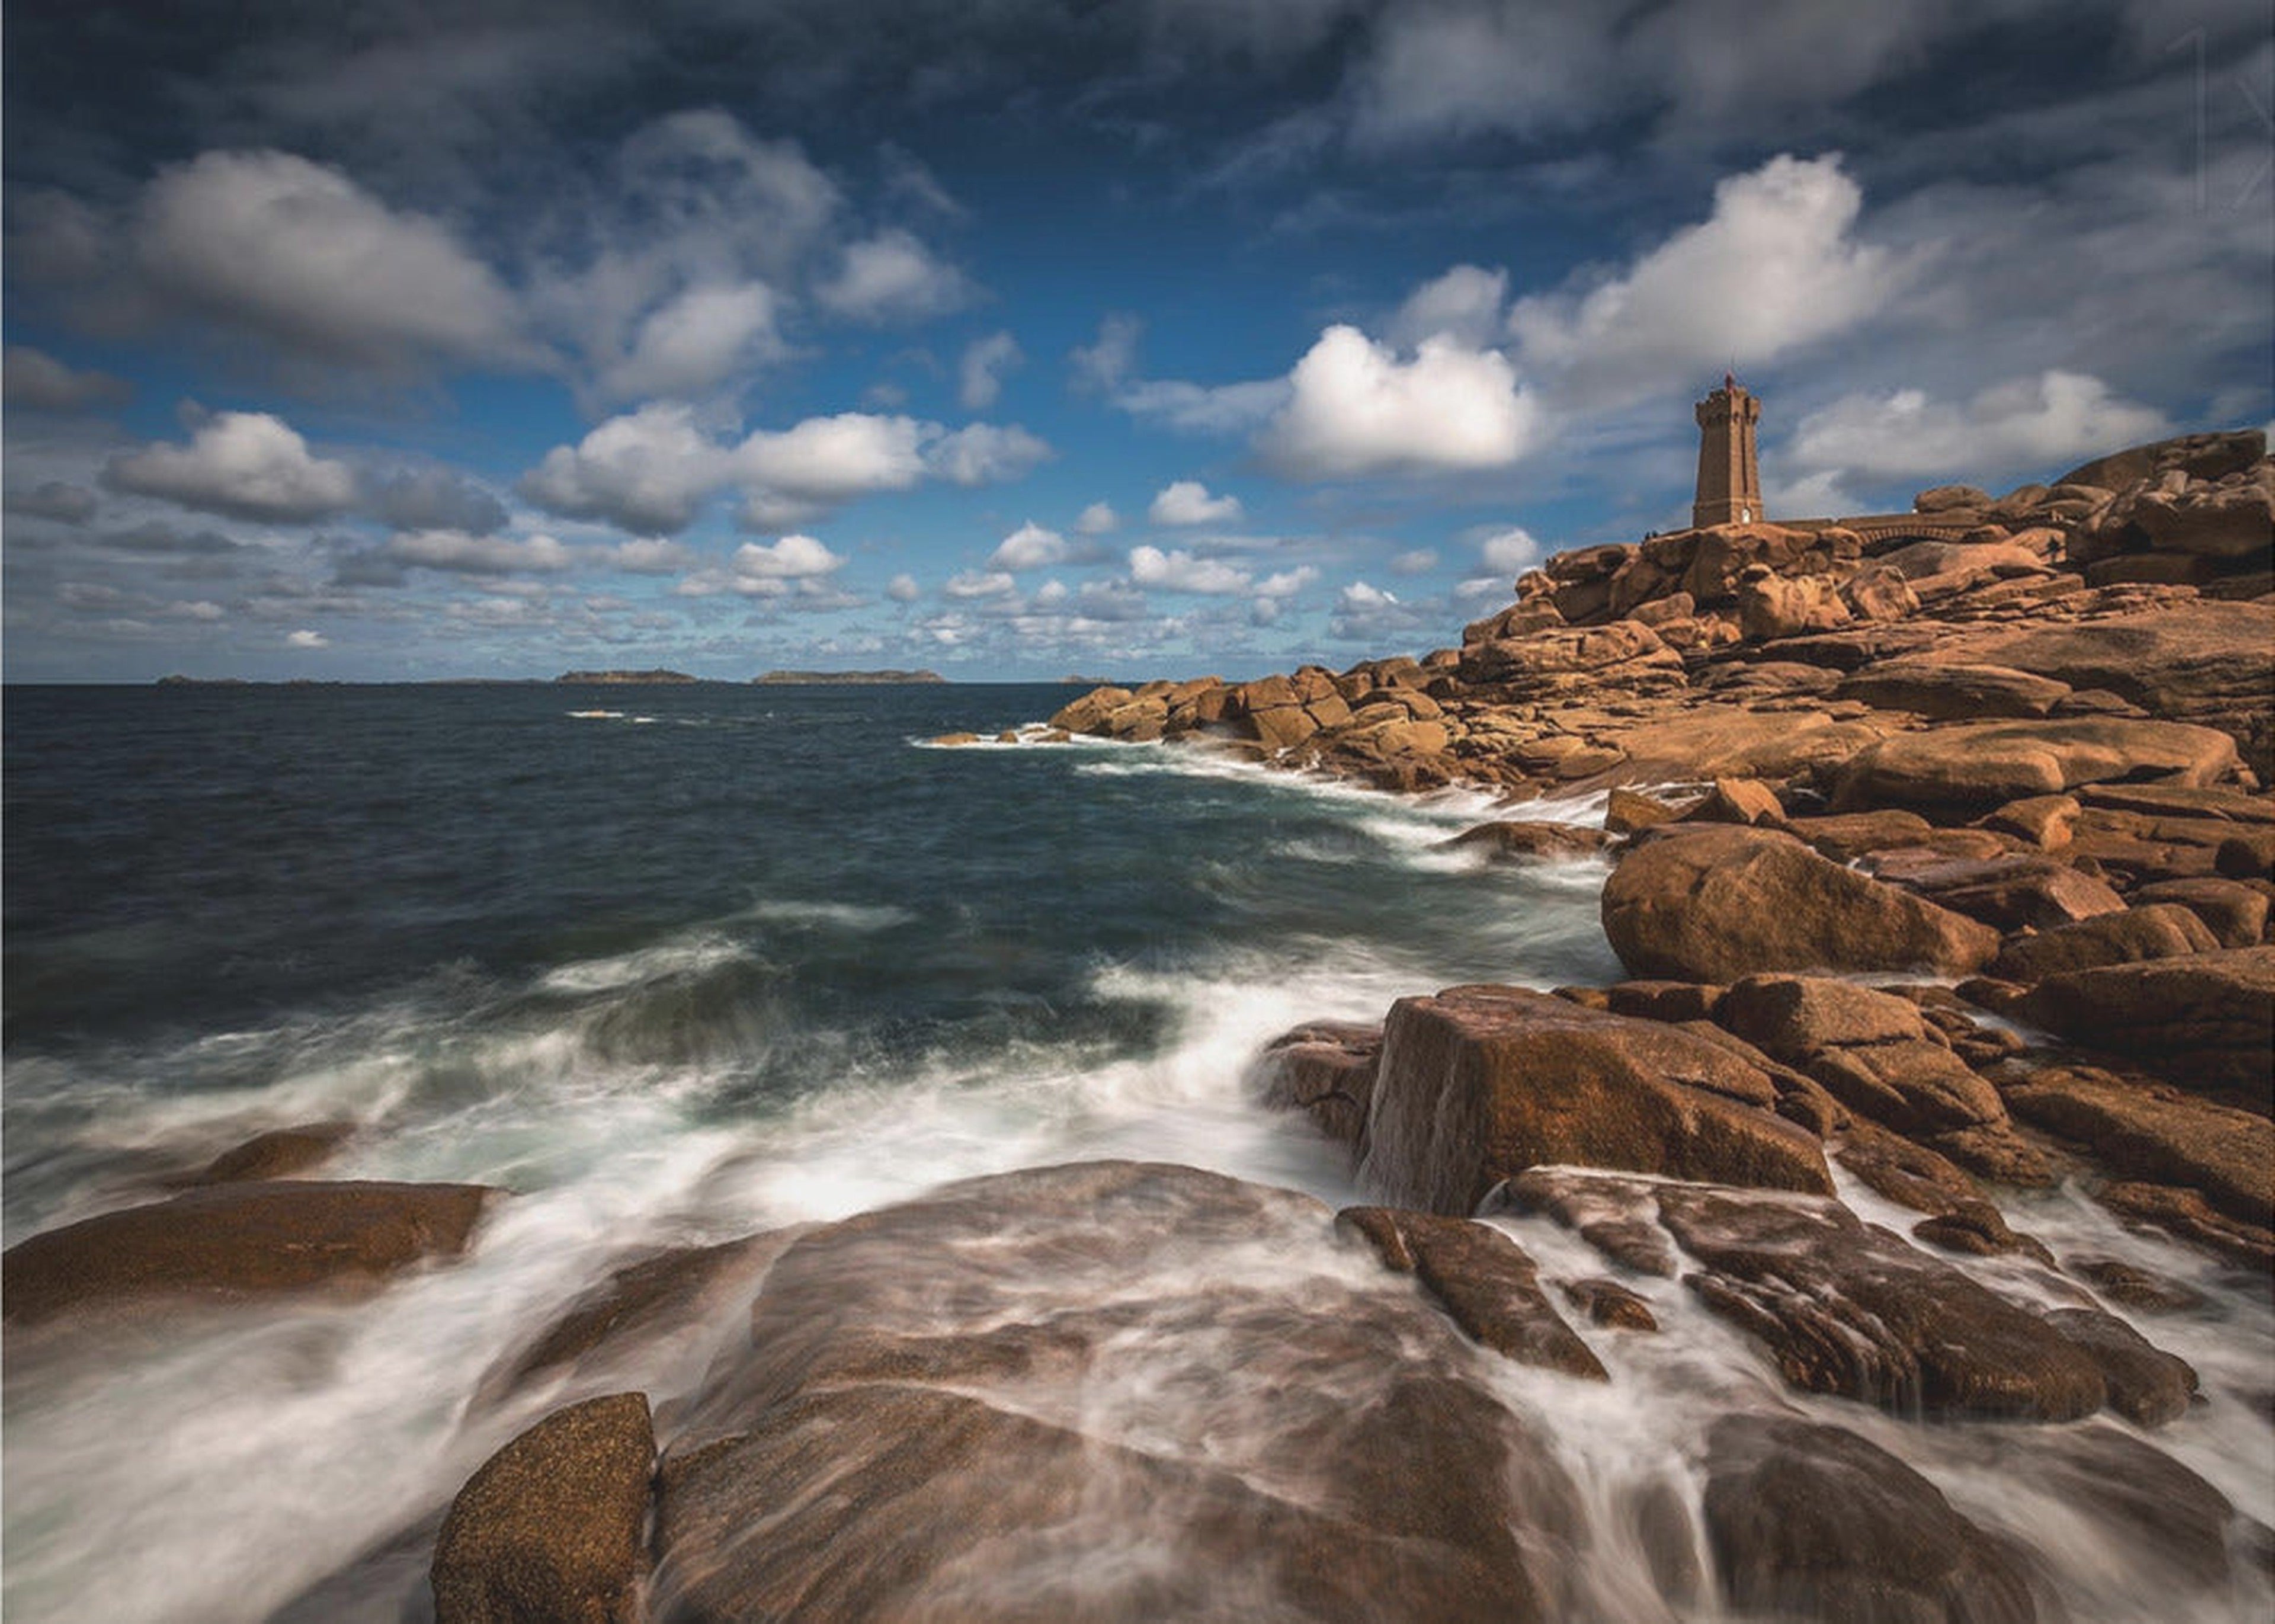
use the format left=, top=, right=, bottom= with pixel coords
left=4, top=1, right=2270, bottom=683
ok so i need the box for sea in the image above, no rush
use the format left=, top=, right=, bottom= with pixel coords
left=4, top=681, right=2270, bottom=1622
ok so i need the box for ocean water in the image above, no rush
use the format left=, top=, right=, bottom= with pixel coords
left=3, top=682, right=2268, bottom=1622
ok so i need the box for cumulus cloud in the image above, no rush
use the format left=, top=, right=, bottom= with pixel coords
left=1477, top=526, right=1542, bottom=574
left=1260, top=326, right=1537, bottom=478
left=286, top=628, right=329, bottom=648
left=520, top=401, right=727, bottom=533
left=5, top=345, right=132, bottom=412
left=1255, top=565, right=1319, bottom=598
left=1148, top=479, right=1244, bottom=526
left=133, top=150, right=528, bottom=371
left=925, top=422, right=1052, bottom=486
left=106, top=410, right=358, bottom=523
left=1788, top=369, right=2173, bottom=486
left=604, top=537, right=698, bottom=574
left=944, top=569, right=1018, bottom=598
left=959, top=331, right=1023, bottom=410
left=597, top=281, right=784, bottom=403
left=1389, top=548, right=1437, bottom=575
left=741, top=414, right=932, bottom=501
left=1508, top=154, right=1899, bottom=407
left=732, top=534, right=846, bottom=579
left=1074, top=501, right=1119, bottom=535
left=1129, top=545, right=1252, bottom=594
left=528, top=112, right=839, bottom=404
left=816, top=229, right=972, bottom=323
left=990, top=521, right=1068, bottom=570
left=1327, top=578, right=1433, bottom=642
left=887, top=572, right=922, bottom=602
left=675, top=533, right=849, bottom=598
left=521, top=405, right=1047, bottom=534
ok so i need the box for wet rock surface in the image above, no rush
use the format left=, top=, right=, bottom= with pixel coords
left=2, top=1179, right=498, bottom=1325
left=1702, top=1415, right=2042, bottom=1624
left=645, top=1161, right=1588, bottom=1623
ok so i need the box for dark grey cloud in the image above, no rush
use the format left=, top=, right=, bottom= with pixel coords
left=4, top=346, right=133, bottom=412
left=4, top=481, right=100, bottom=524
left=367, top=466, right=511, bottom=534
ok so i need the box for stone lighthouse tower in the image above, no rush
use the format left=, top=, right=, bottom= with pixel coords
left=1693, top=373, right=1763, bottom=528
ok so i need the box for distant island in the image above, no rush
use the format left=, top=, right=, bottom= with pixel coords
left=752, top=670, right=946, bottom=685
left=555, top=669, right=700, bottom=684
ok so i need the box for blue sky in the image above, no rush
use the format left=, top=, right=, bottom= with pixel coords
left=5, top=0, right=2271, bottom=682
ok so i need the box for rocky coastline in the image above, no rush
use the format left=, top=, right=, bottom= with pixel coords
left=7, top=428, right=2271, bottom=1620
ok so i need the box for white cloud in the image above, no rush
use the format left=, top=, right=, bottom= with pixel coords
left=386, top=529, right=575, bottom=574
left=1508, top=154, right=1899, bottom=407
left=1328, top=578, right=1434, bottom=642
left=1788, top=369, right=2173, bottom=486
left=886, top=573, right=922, bottom=602
left=740, top=414, right=931, bottom=501
left=990, top=521, right=1068, bottom=570
left=603, top=537, right=697, bottom=574
left=1260, top=326, right=1537, bottom=478
left=1255, top=565, right=1319, bottom=598
left=1074, top=501, right=1119, bottom=536
left=133, top=150, right=528, bottom=371
left=106, top=411, right=358, bottom=523
left=598, top=281, right=784, bottom=402
left=528, top=111, right=839, bottom=405
left=925, top=422, right=1053, bottom=486
left=1129, top=544, right=1252, bottom=594
left=5, top=345, right=132, bottom=412
left=732, top=534, right=845, bottom=579
left=1148, top=479, right=1245, bottom=526
left=523, top=406, right=1048, bottom=534
left=1389, top=548, right=1438, bottom=575
left=1478, top=526, right=1542, bottom=574
left=1454, top=575, right=1510, bottom=600
left=944, top=569, right=1017, bottom=599
left=1389, top=264, right=1508, bottom=348
left=286, top=628, right=329, bottom=649
left=816, top=229, right=972, bottom=323
left=959, top=331, right=1023, bottom=411
left=520, top=401, right=728, bottom=533
left=1069, top=313, right=1142, bottom=395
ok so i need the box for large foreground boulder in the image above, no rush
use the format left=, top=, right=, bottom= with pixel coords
left=647, top=1161, right=1588, bottom=1623
left=2, top=1180, right=498, bottom=1325
left=431, top=1392, right=654, bottom=1624
left=1602, top=827, right=2001, bottom=984
left=1361, top=985, right=1832, bottom=1214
